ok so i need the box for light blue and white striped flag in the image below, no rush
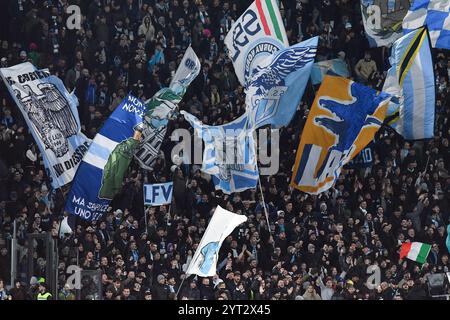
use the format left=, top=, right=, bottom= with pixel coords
left=403, top=0, right=450, bottom=49
left=181, top=111, right=259, bottom=194
left=383, top=27, right=435, bottom=140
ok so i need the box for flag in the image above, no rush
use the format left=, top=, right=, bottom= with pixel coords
left=65, top=95, right=144, bottom=221
left=400, top=241, right=431, bottom=263
left=245, top=37, right=318, bottom=129
left=134, top=48, right=200, bottom=170
left=446, top=225, right=450, bottom=254
left=186, top=206, right=247, bottom=277
left=311, top=58, right=350, bottom=85
left=290, top=75, right=391, bottom=194
left=181, top=111, right=259, bottom=194
left=403, top=0, right=450, bottom=49
left=382, top=27, right=435, bottom=140
left=169, top=46, right=201, bottom=96
left=143, top=182, right=173, bottom=206
left=225, top=0, right=289, bottom=86
left=360, top=0, right=411, bottom=47
left=0, top=62, right=91, bottom=189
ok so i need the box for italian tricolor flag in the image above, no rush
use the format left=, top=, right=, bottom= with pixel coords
left=400, top=242, right=431, bottom=264
left=254, top=0, right=288, bottom=44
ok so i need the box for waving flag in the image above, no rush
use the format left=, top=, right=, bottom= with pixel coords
left=225, top=0, right=289, bottom=86
left=169, top=46, right=201, bottom=96
left=446, top=225, right=450, bottom=254
left=65, top=95, right=144, bottom=221
left=245, top=37, right=318, bottom=129
left=400, top=242, right=431, bottom=263
left=360, top=0, right=411, bottom=47
left=403, top=0, right=450, bottom=49
left=181, top=111, right=258, bottom=194
left=291, top=75, right=391, bottom=194
left=134, top=48, right=200, bottom=170
left=0, top=62, right=91, bottom=189
left=186, top=206, right=247, bottom=277
left=383, top=27, right=435, bottom=140
left=311, top=58, right=350, bottom=85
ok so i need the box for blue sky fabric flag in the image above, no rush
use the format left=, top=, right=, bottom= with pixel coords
left=245, top=37, right=318, bottom=129
left=311, top=58, right=350, bottom=85
left=181, top=111, right=259, bottom=194
left=65, top=95, right=144, bottom=221
left=403, top=0, right=450, bottom=49
left=383, top=27, right=435, bottom=140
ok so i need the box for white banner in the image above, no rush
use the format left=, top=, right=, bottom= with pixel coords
left=225, top=0, right=288, bottom=86
left=169, top=46, right=201, bottom=95
left=0, top=62, right=91, bottom=189
left=186, top=206, right=247, bottom=277
left=143, top=182, right=173, bottom=206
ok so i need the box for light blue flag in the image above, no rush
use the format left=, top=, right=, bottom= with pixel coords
left=65, top=95, right=145, bottom=221
left=310, top=58, right=350, bottom=85
left=382, top=27, right=435, bottom=140
left=181, top=111, right=259, bottom=194
left=245, top=37, right=318, bottom=129
left=447, top=224, right=450, bottom=254
left=403, top=0, right=450, bottom=49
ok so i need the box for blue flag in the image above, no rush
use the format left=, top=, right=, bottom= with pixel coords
left=181, top=111, right=258, bottom=194
left=310, top=58, right=350, bottom=85
left=403, top=0, right=450, bottom=49
left=382, top=27, right=435, bottom=140
left=65, top=95, right=144, bottom=221
left=245, top=37, right=318, bottom=129
left=447, top=225, right=450, bottom=254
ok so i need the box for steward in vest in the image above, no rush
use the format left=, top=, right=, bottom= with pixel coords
left=37, top=283, right=53, bottom=300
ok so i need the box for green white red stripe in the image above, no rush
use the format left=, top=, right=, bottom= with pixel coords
left=400, top=242, right=431, bottom=264
left=255, top=0, right=287, bottom=43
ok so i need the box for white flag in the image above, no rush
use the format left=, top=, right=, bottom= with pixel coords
left=0, top=62, right=91, bottom=189
left=169, top=46, right=201, bottom=95
left=224, top=0, right=288, bottom=86
left=186, top=206, right=247, bottom=277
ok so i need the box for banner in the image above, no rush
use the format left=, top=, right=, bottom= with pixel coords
left=245, top=37, right=318, bottom=129
left=225, top=0, right=289, bottom=86
left=382, top=27, right=435, bottom=140
left=134, top=48, right=200, bottom=170
left=403, top=0, right=450, bottom=49
left=169, top=46, right=201, bottom=96
left=181, top=111, right=259, bottom=194
left=186, top=206, right=247, bottom=277
left=65, top=95, right=144, bottom=221
left=360, top=0, right=411, bottom=47
left=143, top=182, right=173, bottom=206
left=311, top=58, right=350, bottom=85
left=0, top=62, right=91, bottom=189
left=291, top=75, right=391, bottom=194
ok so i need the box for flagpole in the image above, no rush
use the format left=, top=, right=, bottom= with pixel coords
left=175, top=274, right=188, bottom=299
left=256, top=165, right=271, bottom=234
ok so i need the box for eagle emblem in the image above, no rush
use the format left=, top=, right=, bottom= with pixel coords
left=15, top=83, right=77, bottom=158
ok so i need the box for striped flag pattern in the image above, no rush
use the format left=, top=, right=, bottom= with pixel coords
left=400, top=242, right=432, bottom=264
left=254, top=0, right=288, bottom=44
left=225, top=0, right=288, bottom=86
left=382, top=27, right=435, bottom=140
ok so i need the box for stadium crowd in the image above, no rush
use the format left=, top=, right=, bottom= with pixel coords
left=0, top=0, right=449, bottom=300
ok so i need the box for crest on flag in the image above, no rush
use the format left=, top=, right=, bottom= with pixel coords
left=16, top=83, right=78, bottom=157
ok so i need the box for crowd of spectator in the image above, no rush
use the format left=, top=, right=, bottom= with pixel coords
left=0, top=0, right=449, bottom=300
